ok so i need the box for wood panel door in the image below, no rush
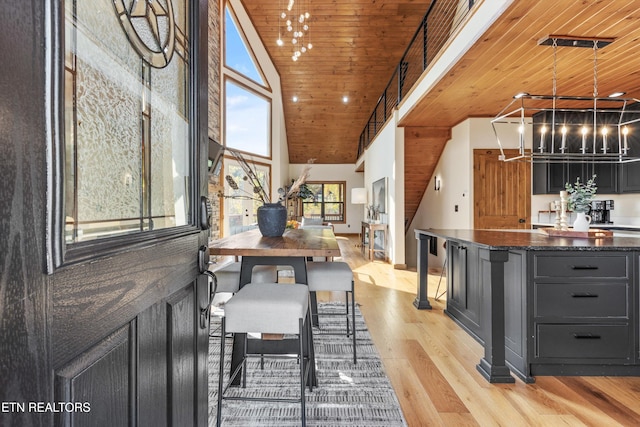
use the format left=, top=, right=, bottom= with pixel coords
left=0, top=1, right=212, bottom=425
left=473, top=149, right=531, bottom=229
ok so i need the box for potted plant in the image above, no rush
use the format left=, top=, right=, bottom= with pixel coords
left=565, top=175, right=597, bottom=231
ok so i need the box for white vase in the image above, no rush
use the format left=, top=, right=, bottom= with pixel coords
left=573, top=212, right=592, bottom=232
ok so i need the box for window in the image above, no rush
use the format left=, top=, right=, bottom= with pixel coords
left=302, top=182, right=346, bottom=223
left=222, top=157, right=271, bottom=235
left=220, top=2, right=275, bottom=237
left=225, top=79, right=271, bottom=157
left=224, top=6, right=265, bottom=86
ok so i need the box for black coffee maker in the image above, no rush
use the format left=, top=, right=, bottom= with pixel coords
left=589, top=200, right=614, bottom=224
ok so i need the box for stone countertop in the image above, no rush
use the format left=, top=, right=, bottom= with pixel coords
left=414, top=228, right=640, bottom=251
left=531, top=222, right=640, bottom=230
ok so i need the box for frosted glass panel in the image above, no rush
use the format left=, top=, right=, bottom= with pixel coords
left=150, top=57, right=190, bottom=227
left=64, top=0, right=191, bottom=243
left=75, top=56, right=142, bottom=222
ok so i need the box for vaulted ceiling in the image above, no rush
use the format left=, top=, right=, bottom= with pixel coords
left=241, top=0, right=433, bottom=164
left=241, top=0, right=640, bottom=165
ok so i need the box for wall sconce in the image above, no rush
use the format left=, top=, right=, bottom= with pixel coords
left=434, top=177, right=441, bottom=191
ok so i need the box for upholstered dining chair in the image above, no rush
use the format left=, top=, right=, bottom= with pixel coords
left=208, top=261, right=278, bottom=338
left=216, top=282, right=313, bottom=426
left=305, top=261, right=357, bottom=363
left=212, top=261, right=278, bottom=294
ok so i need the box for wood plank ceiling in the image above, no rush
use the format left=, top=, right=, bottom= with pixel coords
left=399, top=0, right=640, bottom=128
left=241, top=0, right=433, bottom=164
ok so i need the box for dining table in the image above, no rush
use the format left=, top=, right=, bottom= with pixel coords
left=209, top=227, right=342, bottom=386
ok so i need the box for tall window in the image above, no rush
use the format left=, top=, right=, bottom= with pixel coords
left=225, top=80, right=270, bottom=157
left=302, top=182, right=346, bottom=223
left=222, top=2, right=274, bottom=235
left=223, top=4, right=271, bottom=159
left=224, top=6, right=265, bottom=86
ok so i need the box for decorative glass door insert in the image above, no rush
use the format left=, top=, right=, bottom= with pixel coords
left=64, top=0, right=191, bottom=243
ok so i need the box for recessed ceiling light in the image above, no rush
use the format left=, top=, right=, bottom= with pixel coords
left=292, top=96, right=298, bottom=102
left=342, top=96, right=348, bottom=103
left=608, top=91, right=626, bottom=98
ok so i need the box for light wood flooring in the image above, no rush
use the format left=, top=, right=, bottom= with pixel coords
left=318, top=235, right=640, bottom=427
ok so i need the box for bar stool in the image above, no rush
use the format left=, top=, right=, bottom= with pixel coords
left=209, top=262, right=279, bottom=340
left=306, top=261, right=357, bottom=363
left=216, top=282, right=313, bottom=427
left=213, top=261, right=278, bottom=294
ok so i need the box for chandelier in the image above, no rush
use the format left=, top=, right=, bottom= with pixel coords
left=277, top=0, right=312, bottom=62
left=493, top=35, right=640, bottom=163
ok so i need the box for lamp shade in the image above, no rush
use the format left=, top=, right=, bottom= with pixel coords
left=351, top=187, right=367, bottom=204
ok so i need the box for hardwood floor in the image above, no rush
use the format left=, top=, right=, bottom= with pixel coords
left=320, top=235, right=640, bottom=427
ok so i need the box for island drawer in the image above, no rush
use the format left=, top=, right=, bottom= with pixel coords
left=536, top=324, right=631, bottom=359
left=533, top=254, right=629, bottom=278
left=534, top=282, right=628, bottom=318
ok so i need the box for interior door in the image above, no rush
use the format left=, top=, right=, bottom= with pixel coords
left=0, top=1, right=212, bottom=425
left=474, top=149, right=531, bottom=229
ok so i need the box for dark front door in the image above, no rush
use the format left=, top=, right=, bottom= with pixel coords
left=1, top=1, right=212, bottom=425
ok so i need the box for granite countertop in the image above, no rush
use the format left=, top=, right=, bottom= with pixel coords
left=531, top=222, right=640, bottom=231
left=414, top=228, right=640, bottom=251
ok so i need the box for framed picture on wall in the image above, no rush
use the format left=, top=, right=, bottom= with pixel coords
left=372, top=177, right=387, bottom=213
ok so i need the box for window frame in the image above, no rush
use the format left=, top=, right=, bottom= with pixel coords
left=49, top=0, right=203, bottom=270
left=223, top=76, right=272, bottom=159
left=301, top=181, right=347, bottom=224
left=222, top=2, right=269, bottom=90
left=220, top=154, right=272, bottom=235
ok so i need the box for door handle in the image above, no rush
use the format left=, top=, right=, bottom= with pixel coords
left=518, top=218, right=526, bottom=223
left=198, top=245, right=217, bottom=329
left=200, top=270, right=217, bottom=329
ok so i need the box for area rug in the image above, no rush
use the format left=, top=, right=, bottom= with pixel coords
left=208, top=303, right=407, bottom=426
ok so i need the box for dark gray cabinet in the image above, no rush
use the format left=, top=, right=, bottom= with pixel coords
left=533, top=161, right=618, bottom=194
left=446, top=241, right=481, bottom=339
left=530, top=251, right=635, bottom=373
left=440, top=235, right=640, bottom=380
left=620, top=162, right=640, bottom=192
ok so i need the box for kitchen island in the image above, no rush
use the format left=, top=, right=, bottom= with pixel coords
left=414, top=229, right=640, bottom=383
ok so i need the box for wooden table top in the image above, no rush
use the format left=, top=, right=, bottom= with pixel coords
left=209, top=228, right=341, bottom=257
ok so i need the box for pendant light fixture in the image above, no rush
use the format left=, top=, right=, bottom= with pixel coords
left=277, top=0, right=312, bottom=61
left=492, top=35, right=640, bottom=163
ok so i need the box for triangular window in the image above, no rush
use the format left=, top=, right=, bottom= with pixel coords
left=224, top=6, right=266, bottom=86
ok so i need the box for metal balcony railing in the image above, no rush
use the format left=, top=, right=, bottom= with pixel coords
left=356, top=0, right=476, bottom=159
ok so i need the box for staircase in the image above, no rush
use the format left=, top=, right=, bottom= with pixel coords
left=404, top=126, right=451, bottom=231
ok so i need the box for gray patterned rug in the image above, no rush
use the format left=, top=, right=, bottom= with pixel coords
left=208, top=303, right=407, bottom=426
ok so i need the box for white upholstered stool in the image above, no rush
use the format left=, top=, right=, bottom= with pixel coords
left=216, top=283, right=313, bottom=426
left=213, top=261, right=278, bottom=293
left=306, top=261, right=357, bottom=363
